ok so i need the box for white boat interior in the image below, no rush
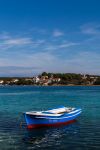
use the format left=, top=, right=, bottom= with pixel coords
left=26, top=107, right=75, bottom=117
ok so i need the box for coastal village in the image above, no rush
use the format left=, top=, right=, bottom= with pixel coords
left=0, top=72, right=100, bottom=86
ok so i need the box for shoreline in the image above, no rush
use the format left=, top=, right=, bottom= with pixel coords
left=0, top=84, right=100, bottom=87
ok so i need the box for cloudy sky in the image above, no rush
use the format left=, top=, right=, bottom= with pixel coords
left=0, top=0, right=100, bottom=76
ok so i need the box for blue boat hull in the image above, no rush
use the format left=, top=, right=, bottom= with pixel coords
left=24, top=108, right=82, bottom=129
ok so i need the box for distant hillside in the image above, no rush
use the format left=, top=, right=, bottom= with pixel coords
left=0, top=72, right=100, bottom=85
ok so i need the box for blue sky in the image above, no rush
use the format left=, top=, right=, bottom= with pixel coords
left=0, top=0, right=100, bottom=76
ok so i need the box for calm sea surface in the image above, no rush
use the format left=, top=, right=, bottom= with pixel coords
left=0, top=86, right=100, bottom=150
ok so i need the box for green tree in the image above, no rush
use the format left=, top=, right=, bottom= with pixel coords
left=94, top=77, right=100, bottom=85
left=41, top=72, right=48, bottom=76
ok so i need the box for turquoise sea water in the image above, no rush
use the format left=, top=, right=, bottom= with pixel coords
left=0, top=86, right=100, bottom=150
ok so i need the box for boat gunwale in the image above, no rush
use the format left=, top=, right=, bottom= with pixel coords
left=25, top=109, right=82, bottom=119
left=25, top=107, right=76, bottom=117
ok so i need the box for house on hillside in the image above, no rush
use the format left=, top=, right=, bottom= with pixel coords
left=33, top=76, right=40, bottom=83
left=12, top=79, right=19, bottom=83
left=0, top=80, right=4, bottom=84
left=52, top=78, right=61, bottom=82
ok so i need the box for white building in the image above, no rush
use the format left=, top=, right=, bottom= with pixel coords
left=0, top=80, right=4, bottom=84
left=12, top=79, right=19, bottom=83
left=33, top=77, right=40, bottom=83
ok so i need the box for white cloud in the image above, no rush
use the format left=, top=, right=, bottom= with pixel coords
left=0, top=32, right=46, bottom=50
left=30, top=51, right=100, bottom=74
left=0, top=35, right=33, bottom=50
left=44, top=41, right=79, bottom=51
left=0, top=30, right=100, bottom=76
left=4, top=38, right=32, bottom=45
left=0, top=32, right=11, bottom=40
left=59, top=42, right=79, bottom=48
left=80, top=23, right=100, bottom=35
left=1, top=50, right=100, bottom=76
left=53, top=30, right=64, bottom=37
left=66, top=51, right=100, bottom=74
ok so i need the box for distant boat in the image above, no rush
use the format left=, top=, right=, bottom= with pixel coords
left=24, top=106, right=82, bottom=129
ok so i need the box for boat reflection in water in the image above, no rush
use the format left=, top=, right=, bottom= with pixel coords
left=22, top=120, right=80, bottom=149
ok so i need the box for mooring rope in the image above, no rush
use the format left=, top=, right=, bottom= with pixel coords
left=16, top=113, right=25, bottom=129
